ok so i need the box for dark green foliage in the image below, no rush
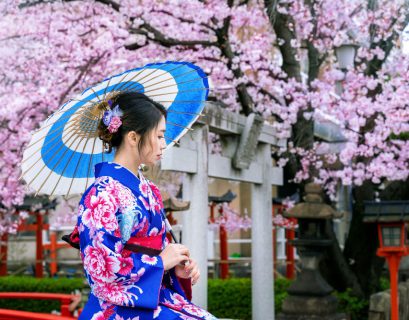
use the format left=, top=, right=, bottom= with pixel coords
left=333, top=277, right=390, bottom=320
left=0, top=276, right=368, bottom=319
left=389, top=132, right=409, bottom=141
left=379, top=276, right=390, bottom=291
left=0, top=276, right=86, bottom=313
left=208, top=278, right=252, bottom=319
left=208, top=278, right=371, bottom=320
left=207, top=277, right=291, bottom=320
left=273, top=277, right=291, bottom=313
left=334, top=288, right=369, bottom=320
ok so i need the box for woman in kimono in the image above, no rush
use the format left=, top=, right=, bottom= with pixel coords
left=72, top=92, right=217, bottom=319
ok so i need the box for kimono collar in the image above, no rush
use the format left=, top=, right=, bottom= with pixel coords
left=94, top=162, right=142, bottom=193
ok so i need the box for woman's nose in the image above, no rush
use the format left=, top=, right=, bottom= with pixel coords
left=161, top=140, right=167, bottom=150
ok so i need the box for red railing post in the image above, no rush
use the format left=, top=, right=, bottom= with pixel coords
left=35, top=212, right=44, bottom=278
left=272, top=204, right=283, bottom=272
left=285, top=218, right=296, bottom=279
left=0, top=292, right=78, bottom=319
left=0, top=234, right=8, bottom=276
left=385, top=254, right=402, bottom=320
left=219, top=206, right=229, bottom=279
left=49, top=231, right=57, bottom=277
left=209, top=204, right=215, bottom=224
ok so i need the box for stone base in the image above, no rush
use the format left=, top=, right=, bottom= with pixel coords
left=277, top=295, right=347, bottom=320
left=276, top=313, right=347, bottom=320
left=282, top=295, right=338, bottom=314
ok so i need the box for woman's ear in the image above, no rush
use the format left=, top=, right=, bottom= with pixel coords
left=125, top=131, right=139, bottom=148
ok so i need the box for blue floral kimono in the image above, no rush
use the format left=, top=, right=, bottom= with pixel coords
left=76, top=162, right=217, bottom=320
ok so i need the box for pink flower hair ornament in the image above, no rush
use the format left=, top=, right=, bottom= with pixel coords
left=103, top=103, right=123, bottom=133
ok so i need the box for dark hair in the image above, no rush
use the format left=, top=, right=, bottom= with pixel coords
left=98, top=92, right=167, bottom=153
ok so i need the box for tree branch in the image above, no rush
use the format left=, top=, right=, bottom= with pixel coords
left=265, top=0, right=315, bottom=152
left=124, top=42, right=149, bottom=51
left=95, top=0, right=120, bottom=11
left=151, top=9, right=216, bottom=32
left=214, top=15, right=254, bottom=115
left=127, top=22, right=218, bottom=49
left=305, top=0, right=322, bottom=85
left=265, top=0, right=301, bottom=81
left=58, top=53, right=106, bottom=105
left=247, top=81, right=284, bottom=106
left=61, top=0, right=120, bottom=11
left=365, top=3, right=409, bottom=76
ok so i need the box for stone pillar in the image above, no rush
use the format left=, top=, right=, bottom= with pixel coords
left=251, top=143, right=274, bottom=320
left=182, top=124, right=209, bottom=308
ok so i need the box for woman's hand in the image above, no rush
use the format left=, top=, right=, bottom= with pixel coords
left=175, top=258, right=200, bottom=285
left=159, top=243, right=190, bottom=271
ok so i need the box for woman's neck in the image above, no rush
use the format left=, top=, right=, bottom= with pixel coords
left=113, top=150, right=141, bottom=178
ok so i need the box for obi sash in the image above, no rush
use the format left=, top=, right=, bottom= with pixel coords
left=123, top=235, right=163, bottom=256
left=62, top=227, right=162, bottom=257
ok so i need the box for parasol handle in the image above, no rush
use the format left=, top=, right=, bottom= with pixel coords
left=161, top=212, right=179, bottom=243
left=161, top=211, right=190, bottom=266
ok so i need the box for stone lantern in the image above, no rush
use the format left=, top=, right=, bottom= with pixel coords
left=277, top=183, right=346, bottom=320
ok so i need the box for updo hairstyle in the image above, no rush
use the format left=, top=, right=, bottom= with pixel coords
left=97, top=92, right=167, bottom=153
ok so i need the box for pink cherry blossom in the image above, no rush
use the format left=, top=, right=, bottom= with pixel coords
left=0, top=0, right=408, bottom=235
left=272, top=214, right=298, bottom=230
left=209, top=203, right=252, bottom=233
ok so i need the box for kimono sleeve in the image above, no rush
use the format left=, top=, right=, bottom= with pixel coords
left=78, top=179, right=164, bottom=309
left=165, top=269, right=193, bottom=301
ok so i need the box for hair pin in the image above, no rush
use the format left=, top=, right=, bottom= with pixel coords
left=103, top=105, right=123, bottom=133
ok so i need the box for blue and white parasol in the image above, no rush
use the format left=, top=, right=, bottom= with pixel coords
left=21, top=61, right=209, bottom=196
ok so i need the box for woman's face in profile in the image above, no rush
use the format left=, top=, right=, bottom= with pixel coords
left=140, top=116, right=167, bottom=165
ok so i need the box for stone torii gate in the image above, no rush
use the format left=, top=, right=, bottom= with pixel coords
left=161, top=102, right=286, bottom=320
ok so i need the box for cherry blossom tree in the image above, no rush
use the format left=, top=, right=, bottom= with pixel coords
left=266, top=0, right=409, bottom=297
left=0, top=0, right=408, bottom=298
left=208, top=203, right=252, bottom=233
